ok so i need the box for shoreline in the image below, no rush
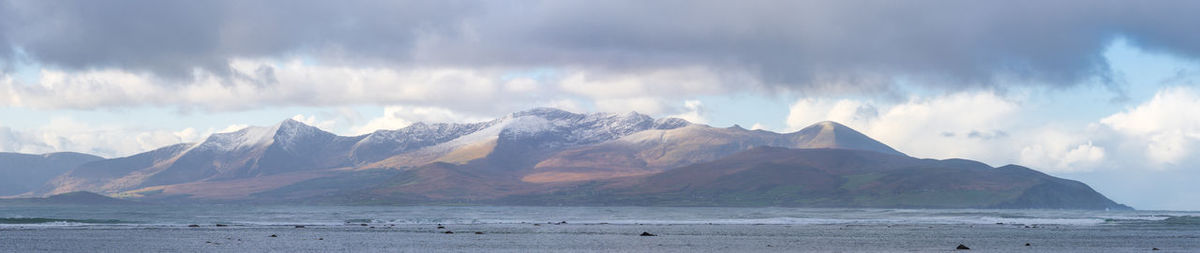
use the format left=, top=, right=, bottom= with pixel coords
left=3, top=223, right=1197, bottom=252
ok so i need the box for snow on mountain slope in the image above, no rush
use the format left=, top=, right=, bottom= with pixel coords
left=351, top=121, right=496, bottom=164
left=188, top=123, right=276, bottom=153
left=366, top=108, right=691, bottom=169
left=44, top=108, right=912, bottom=200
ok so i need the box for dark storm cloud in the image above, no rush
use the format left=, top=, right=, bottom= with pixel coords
left=1, top=0, right=1199, bottom=91
left=0, top=0, right=478, bottom=78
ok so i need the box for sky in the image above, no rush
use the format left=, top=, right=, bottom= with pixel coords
left=2, top=0, right=1200, bottom=210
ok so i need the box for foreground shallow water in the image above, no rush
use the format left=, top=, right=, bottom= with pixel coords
left=1, top=206, right=1197, bottom=252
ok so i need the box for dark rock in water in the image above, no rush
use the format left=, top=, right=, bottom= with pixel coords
left=360, top=223, right=368, bottom=226
left=640, top=232, right=657, bottom=236
left=215, top=224, right=228, bottom=227
left=444, top=231, right=454, bottom=234
left=437, top=225, right=446, bottom=229
left=956, top=244, right=970, bottom=250
left=187, top=224, right=200, bottom=228
left=294, top=225, right=306, bottom=228
left=318, top=238, right=323, bottom=240
left=1154, top=248, right=1160, bottom=251
left=1025, top=243, right=1031, bottom=246
left=269, top=234, right=278, bottom=238
left=533, top=224, right=541, bottom=226
left=369, top=226, right=375, bottom=228
left=474, top=232, right=484, bottom=234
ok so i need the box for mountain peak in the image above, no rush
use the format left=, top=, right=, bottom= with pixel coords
left=278, top=118, right=304, bottom=127
left=274, top=118, right=321, bottom=136
left=790, top=121, right=906, bottom=156
left=191, top=118, right=328, bottom=153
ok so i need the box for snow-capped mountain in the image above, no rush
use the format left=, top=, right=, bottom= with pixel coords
left=46, top=108, right=697, bottom=194
left=32, top=107, right=1129, bottom=210
left=47, top=108, right=905, bottom=196
left=48, top=119, right=366, bottom=194
left=351, top=121, right=496, bottom=164
left=189, top=118, right=342, bottom=154
left=364, top=108, right=692, bottom=169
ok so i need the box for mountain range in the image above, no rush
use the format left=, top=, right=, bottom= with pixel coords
left=0, top=108, right=1131, bottom=210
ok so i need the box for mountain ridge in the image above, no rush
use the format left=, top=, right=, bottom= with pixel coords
left=1, top=108, right=1130, bottom=210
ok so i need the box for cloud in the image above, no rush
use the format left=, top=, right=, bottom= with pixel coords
left=1016, top=128, right=1107, bottom=172
left=557, top=67, right=729, bottom=99
left=749, top=123, right=766, bottom=131
left=787, top=92, right=1026, bottom=164
left=783, top=86, right=1200, bottom=175
left=1100, top=87, right=1200, bottom=167
left=784, top=91, right=1107, bottom=173
left=668, top=100, right=707, bottom=124
left=0, top=60, right=509, bottom=111
left=0, top=118, right=206, bottom=157
left=786, top=99, right=878, bottom=130
left=0, top=60, right=735, bottom=121
left=4, top=0, right=1200, bottom=96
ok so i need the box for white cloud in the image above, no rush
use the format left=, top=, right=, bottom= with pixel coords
left=786, top=99, right=878, bottom=130
left=1017, top=127, right=1107, bottom=172
left=780, top=87, right=1200, bottom=175
left=504, top=78, right=540, bottom=93
left=1100, top=87, right=1200, bottom=167
left=0, top=60, right=744, bottom=119
left=0, top=59, right=509, bottom=112
left=783, top=91, right=1109, bottom=173
left=668, top=100, right=708, bottom=124
left=558, top=66, right=728, bottom=99
left=786, top=92, right=1025, bottom=164
left=0, top=118, right=201, bottom=158
left=750, top=123, right=767, bottom=131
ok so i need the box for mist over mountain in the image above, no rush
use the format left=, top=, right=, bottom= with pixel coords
left=3, top=108, right=1129, bottom=210
left=0, top=152, right=102, bottom=196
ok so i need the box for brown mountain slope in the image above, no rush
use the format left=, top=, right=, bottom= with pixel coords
left=32, top=109, right=1129, bottom=210
left=500, top=147, right=1130, bottom=210
left=525, top=121, right=904, bottom=183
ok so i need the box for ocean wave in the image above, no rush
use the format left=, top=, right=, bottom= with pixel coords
left=328, top=216, right=1111, bottom=226
left=0, top=217, right=131, bottom=225
left=1161, top=216, right=1200, bottom=225
left=1101, top=215, right=1200, bottom=226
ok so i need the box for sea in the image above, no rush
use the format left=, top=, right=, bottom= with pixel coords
left=1, top=205, right=1198, bottom=252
